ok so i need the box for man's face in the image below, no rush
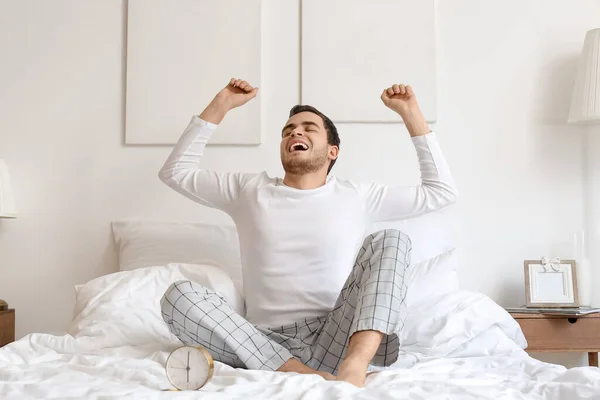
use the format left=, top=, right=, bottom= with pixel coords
left=280, top=112, right=338, bottom=175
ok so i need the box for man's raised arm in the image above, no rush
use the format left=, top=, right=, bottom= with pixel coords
left=158, top=78, right=259, bottom=214
left=356, top=83, right=458, bottom=223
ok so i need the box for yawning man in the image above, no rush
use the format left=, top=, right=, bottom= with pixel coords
left=159, top=78, right=458, bottom=387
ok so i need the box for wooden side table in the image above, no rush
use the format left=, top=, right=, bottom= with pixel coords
left=0, top=309, right=15, bottom=347
left=510, top=312, right=600, bottom=367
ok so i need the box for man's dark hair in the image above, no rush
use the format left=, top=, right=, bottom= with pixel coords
left=288, top=105, right=340, bottom=174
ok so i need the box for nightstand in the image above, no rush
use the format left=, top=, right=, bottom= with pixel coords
left=510, top=312, right=600, bottom=367
left=0, top=309, right=15, bottom=347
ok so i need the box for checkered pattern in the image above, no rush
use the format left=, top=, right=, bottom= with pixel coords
left=160, top=229, right=411, bottom=374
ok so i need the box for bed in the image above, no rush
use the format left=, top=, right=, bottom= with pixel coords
left=1, top=218, right=599, bottom=399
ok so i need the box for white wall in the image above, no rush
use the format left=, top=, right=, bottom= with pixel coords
left=1, top=0, right=598, bottom=367
left=587, top=129, right=600, bottom=309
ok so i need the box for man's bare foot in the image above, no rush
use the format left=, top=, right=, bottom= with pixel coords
left=318, top=371, right=336, bottom=381
left=336, top=355, right=370, bottom=387
left=278, top=358, right=335, bottom=381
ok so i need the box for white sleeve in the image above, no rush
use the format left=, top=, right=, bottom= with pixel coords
left=158, top=115, right=258, bottom=214
left=355, top=132, right=458, bottom=223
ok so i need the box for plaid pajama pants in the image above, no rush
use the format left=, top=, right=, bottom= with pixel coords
left=160, top=229, right=411, bottom=374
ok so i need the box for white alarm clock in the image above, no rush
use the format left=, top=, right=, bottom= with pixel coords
left=165, top=345, right=214, bottom=391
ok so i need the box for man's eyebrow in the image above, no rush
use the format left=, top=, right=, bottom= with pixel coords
left=281, top=121, right=320, bottom=134
left=301, top=121, right=320, bottom=129
left=282, top=123, right=296, bottom=134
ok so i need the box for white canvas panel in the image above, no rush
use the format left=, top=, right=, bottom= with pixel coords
left=301, top=0, right=437, bottom=123
left=126, top=0, right=262, bottom=145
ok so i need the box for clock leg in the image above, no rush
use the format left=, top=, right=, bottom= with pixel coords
left=589, top=352, right=598, bottom=367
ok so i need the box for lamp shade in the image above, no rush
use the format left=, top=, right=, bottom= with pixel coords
left=0, top=160, right=16, bottom=218
left=569, top=28, right=600, bottom=124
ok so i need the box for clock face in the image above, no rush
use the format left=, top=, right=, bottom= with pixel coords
left=165, top=346, right=213, bottom=390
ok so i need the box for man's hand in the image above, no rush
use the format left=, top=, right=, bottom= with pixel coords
left=199, top=78, right=258, bottom=125
left=381, top=83, right=430, bottom=137
left=381, top=83, right=418, bottom=115
left=216, top=78, right=259, bottom=110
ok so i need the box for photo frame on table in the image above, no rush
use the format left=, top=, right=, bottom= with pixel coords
left=524, top=259, right=579, bottom=308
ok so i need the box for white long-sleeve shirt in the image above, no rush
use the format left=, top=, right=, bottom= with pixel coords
left=159, top=115, right=458, bottom=328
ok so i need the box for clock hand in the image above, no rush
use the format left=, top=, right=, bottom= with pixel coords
left=187, top=351, right=190, bottom=383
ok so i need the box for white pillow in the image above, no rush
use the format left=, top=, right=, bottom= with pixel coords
left=69, top=263, right=245, bottom=347
left=404, top=247, right=458, bottom=309
left=367, top=206, right=457, bottom=265
left=111, top=221, right=243, bottom=292
left=368, top=207, right=459, bottom=301
left=112, top=215, right=458, bottom=310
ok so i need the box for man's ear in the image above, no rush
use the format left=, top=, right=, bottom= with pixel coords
left=328, top=145, right=339, bottom=160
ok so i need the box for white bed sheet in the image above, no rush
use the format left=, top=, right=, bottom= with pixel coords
left=1, top=265, right=599, bottom=399
left=1, top=337, right=599, bottom=400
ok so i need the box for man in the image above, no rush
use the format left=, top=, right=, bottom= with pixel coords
left=159, top=78, right=457, bottom=387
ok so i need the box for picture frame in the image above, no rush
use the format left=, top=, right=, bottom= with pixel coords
left=524, top=259, right=579, bottom=308
left=125, top=0, right=262, bottom=145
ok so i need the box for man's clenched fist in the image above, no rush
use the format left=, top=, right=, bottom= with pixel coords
left=380, top=83, right=419, bottom=116
left=380, top=83, right=430, bottom=137
left=199, top=78, right=258, bottom=124
left=216, top=78, right=259, bottom=111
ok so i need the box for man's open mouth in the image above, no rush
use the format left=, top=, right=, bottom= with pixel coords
left=289, top=142, right=309, bottom=153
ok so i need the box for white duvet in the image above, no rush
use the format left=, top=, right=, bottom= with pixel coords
left=1, top=265, right=599, bottom=399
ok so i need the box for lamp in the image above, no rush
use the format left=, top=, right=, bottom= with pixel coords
left=0, top=160, right=16, bottom=219
left=569, top=28, right=600, bottom=124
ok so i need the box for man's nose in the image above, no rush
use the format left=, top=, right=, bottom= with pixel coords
left=291, top=131, right=304, bottom=137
